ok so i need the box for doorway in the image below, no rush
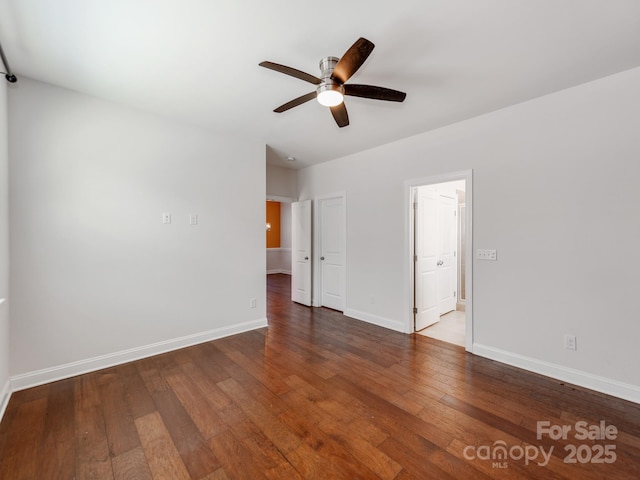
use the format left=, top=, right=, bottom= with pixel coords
left=266, top=195, right=296, bottom=309
left=406, top=171, right=473, bottom=351
left=313, top=193, right=346, bottom=311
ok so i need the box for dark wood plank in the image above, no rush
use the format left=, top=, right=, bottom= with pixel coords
left=38, top=378, right=76, bottom=479
left=277, top=404, right=384, bottom=479
left=378, top=436, right=459, bottom=480
left=223, top=349, right=292, bottom=397
left=75, top=374, right=114, bottom=479
left=117, top=363, right=156, bottom=420
left=223, top=361, right=291, bottom=415
left=134, top=412, right=191, bottom=479
left=0, top=397, right=48, bottom=479
left=151, top=389, right=220, bottom=478
left=217, top=377, right=302, bottom=454
left=111, top=446, right=152, bottom=480
left=208, top=430, right=269, bottom=480
left=230, top=419, right=305, bottom=480
left=165, top=367, right=227, bottom=440
left=97, top=372, right=141, bottom=457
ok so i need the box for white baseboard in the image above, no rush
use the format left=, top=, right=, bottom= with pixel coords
left=344, top=308, right=405, bottom=333
left=473, top=343, right=640, bottom=405
left=0, top=378, right=11, bottom=422
left=10, top=318, right=268, bottom=392
left=267, top=269, right=291, bottom=275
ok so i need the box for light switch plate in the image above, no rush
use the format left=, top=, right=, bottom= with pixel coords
left=476, top=249, right=497, bottom=260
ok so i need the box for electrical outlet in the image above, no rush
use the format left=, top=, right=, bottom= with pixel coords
left=249, top=298, right=257, bottom=309
left=189, top=213, right=198, bottom=225
left=564, top=334, right=577, bottom=350
left=162, top=212, right=171, bottom=224
left=476, top=249, right=497, bottom=260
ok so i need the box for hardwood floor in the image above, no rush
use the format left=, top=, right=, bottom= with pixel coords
left=1, top=273, right=639, bottom=479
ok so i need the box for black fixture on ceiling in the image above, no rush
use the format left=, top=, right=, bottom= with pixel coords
left=259, top=37, right=405, bottom=128
left=0, top=37, right=17, bottom=83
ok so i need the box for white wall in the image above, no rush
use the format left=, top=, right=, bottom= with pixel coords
left=8, top=78, right=266, bottom=387
left=280, top=202, right=292, bottom=249
left=0, top=79, right=10, bottom=415
left=298, top=67, right=640, bottom=402
left=266, top=247, right=291, bottom=275
left=266, top=164, right=297, bottom=199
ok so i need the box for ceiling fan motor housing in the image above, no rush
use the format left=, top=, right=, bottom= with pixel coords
left=317, top=56, right=344, bottom=97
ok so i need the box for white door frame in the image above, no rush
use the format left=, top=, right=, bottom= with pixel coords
left=313, top=192, right=347, bottom=309
left=404, top=170, right=474, bottom=352
left=266, top=195, right=296, bottom=204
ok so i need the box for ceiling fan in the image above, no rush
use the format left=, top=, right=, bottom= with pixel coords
left=259, top=37, right=406, bottom=128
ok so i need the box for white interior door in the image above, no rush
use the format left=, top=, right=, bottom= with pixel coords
left=415, top=188, right=439, bottom=330
left=291, top=200, right=312, bottom=306
left=319, top=196, right=345, bottom=311
left=438, top=194, right=457, bottom=315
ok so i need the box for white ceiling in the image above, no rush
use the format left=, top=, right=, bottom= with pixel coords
left=1, top=0, right=639, bottom=169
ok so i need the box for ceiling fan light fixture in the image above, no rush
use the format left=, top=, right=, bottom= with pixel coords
left=316, top=83, right=344, bottom=107
left=260, top=40, right=405, bottom=127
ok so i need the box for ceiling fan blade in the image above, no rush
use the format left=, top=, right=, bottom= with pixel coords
left=273, top=92, right=317, bottom=113
left=259, top=61, right=321, bottom=85
left=344, top=84, right=406, bottom=102
left=330, top=103, right=349, bottom=128
left=331, top=37, right=375, bottom=84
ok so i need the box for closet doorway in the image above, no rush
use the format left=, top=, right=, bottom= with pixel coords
left=407, top=171, right=473, bottom=351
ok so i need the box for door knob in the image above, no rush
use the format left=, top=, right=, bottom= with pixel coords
left=320, top=256, right=325, bottom=260
left=304, top=256, right=309, bottom=260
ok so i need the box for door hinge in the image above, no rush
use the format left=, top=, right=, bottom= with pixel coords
left=413, top=254, right=417, bottom=262
left=413, top=202, right=417, bottom=210
left=413, top=307, right=418, bottom=315
left=454, top=291, right=456, bottom=297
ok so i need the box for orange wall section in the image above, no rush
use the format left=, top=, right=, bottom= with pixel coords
left=266, top=201, right=281, bottom=248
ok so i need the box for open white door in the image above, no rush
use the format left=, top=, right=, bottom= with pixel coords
left=319, top=196, right=346, bottom=311
left=406, top=172, right=471, bottom=350
left=415, top=188, right=439, bottom=330
left=291, top=200, right=312, bottom=306
left=437, top=194, right=457, bottom=315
